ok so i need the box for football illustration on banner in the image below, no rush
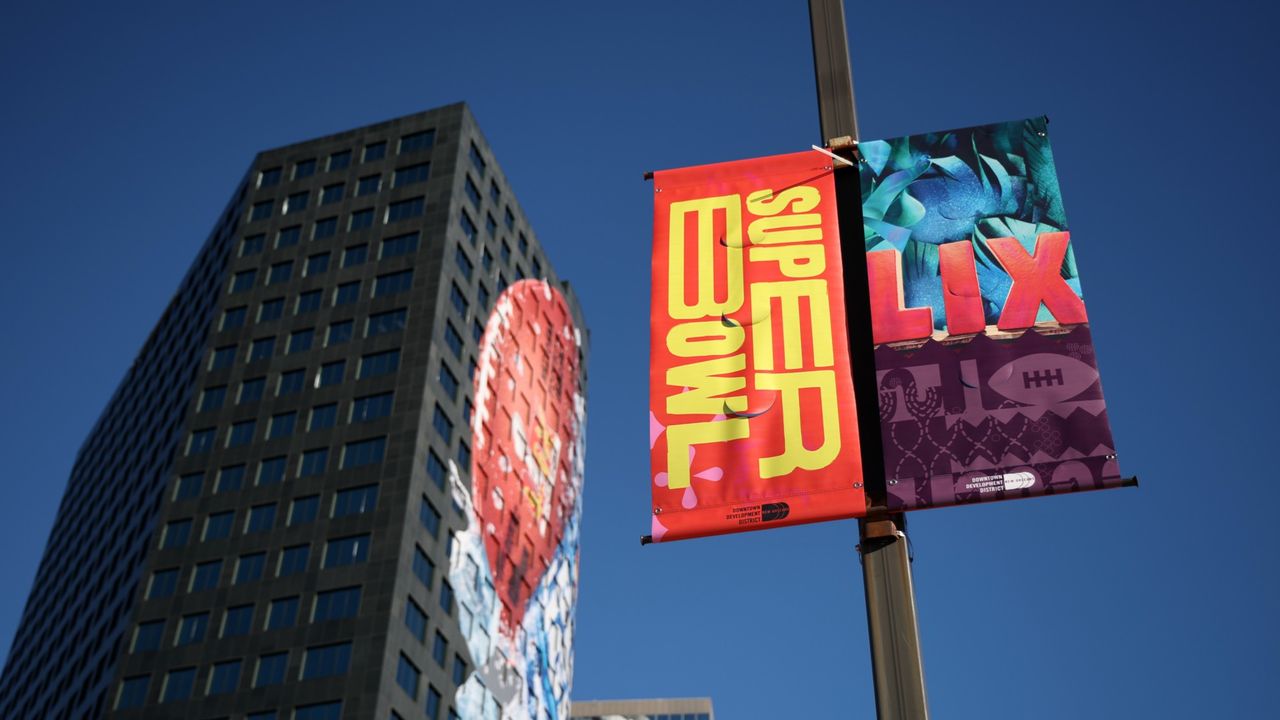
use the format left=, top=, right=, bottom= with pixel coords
left=447, top=279, right=586, bottom=720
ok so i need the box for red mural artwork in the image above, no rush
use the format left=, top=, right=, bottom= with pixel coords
left=471, top=279, right=583, bottom=632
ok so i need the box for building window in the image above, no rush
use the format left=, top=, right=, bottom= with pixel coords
left=259, top=167, right=282, bottom=188
left=231, top=269, right=257, bottom=293
left=454, top=247, right=473, bottom=279
left=381, top=231, right=419, bottom=259
left=420, top=497, right=441, bottom=538
left=259, top=297, right=285, bottom=322
left=341, top=436, right=386, bottom=468
left=299, top=447, right=328, bottom=477
left=452, top=654, right=468, bottom=686
left=221, top=305, right=247, bottom=330
left=394, top=161, right=430, bottom=187
left=309, top=403, right=338, bottom=431
left=284, top=191, right=309, bottom=215
left=490, top=181, right=502, bottom=204
left=305, top=254, right=331, bottom=280
left=342, top=243, right=369, bottom=268
left=459, top=211, right=478, bottom=244
left=175, top=612, right=209, bottom=646
left=236, top=552, right=267, bottom=584
left=278, top=544, right=310, bottom=576
left=351, top=391, right=394, bottom=422
left=258, top=455, right=287, bottom=486
left=444, top=323, right=462, bottom=357
left=132, top=620, right=164, bottom=653
left=290, top=495, right=320, bottom=526
left=462, top=398, right=472, bottom=424
left=324, top=534, right=370, bottom=568
left=363, top=141, right=386, bottom=162
left=210, top=345, right=237, bottom=370
left=175, top=472, right=204, bottom=500
left=227, top=419, right=256, bottom=448
left=321, top=183, right=344, bottom=205
left=190, top=560, right=222, bottom=592
left=504, top=207, right=515, bottom=230
left=297, top=289, right=323, bottom=314
left=433, top=404, right=453, bottom=444
left=268, top=260, right=293, bottom=285
left=413, top=546, right=434, bottom=588
left=207, top=659, right=242, bottom=695
left=471, top=318, right=485, bottom=343
left=302, top=643, right=353, bottom=679
left=328, top=150, right=351, bottom=171
left=358, top=348, right=400, bottom=379
left=485, top=213, right=497, bottom=237
left=356, top=174, right=381, bottom=196
left=294, top=158, right=316, bottom=180
left=349, top=207, right=375, bottom=230
left=396, top=654, right=420, bottom=698
left=266, top=596, right=299, bottom=629
left=319, top=322, right=350, bottom=350
left=334, top=280, right=361, bottom=306
left=439, top=580, right=454, bottom=615
left=399, top=129, right=434, bottom=154
left=500, top=242, right=511, bottom=265
left=386, top=196, right=425, bottom=223
left=199, top=385, right=226, bottom=413
left=246, top=503, right=277, bottom=533
left=438, top=365, right=458, bottom=401
left=457, top=441, right=470, bottom=469
left=463, top=176, right=481, bottom=207
left=432, top=631, right=448, bottom=666
left=469, top=142, right=487, bottom=174
left=374, top=269, right=414, bottom=298
left=149, top=568, right=179, bottom=598
left=249, top=336, right=275, bottom=361
left=296, top=702, right=343, bottom=720
left=250, top=200, right=273, bottom=221
left=426, top=686, right=442, bottom=720
left=161, top=667, right=197, bottom=703
left=449, top=283, right=467, bottom=315
left=367, top=308, right=408, bottom=337
left=313, top=586, right=362, bottom=621
left=532, top=256, right=543, bottom=277
left=188, top=428, right=215, bottom=455
left=268, top=411, right=296, bottom=439
left=277, top=225, right=301, bottom=249
left=317, top=359, right=346, bottom=387
left=222, top=604, right=254, bottom=638
left=162, top=519, right=192, bottom=549
left=333, top=484, right=378, bottom=518
left=249, top=711, right=278, bottom=720
left=426, top=450, right=446, bottom=490
left=217, top=464, right=246, bottom=493
left=313, top=216, right=338, bottom=239
left=279, top=367, right=306, bottom=395
left=239, top=376, right=266, bottom=404
left=254, top=652, right=289, bottom=687
left=404, top=598, right=427, bottom=642
left=241, top=233, right=265, bottom=257
left=203, top=511, right=234, bottom=541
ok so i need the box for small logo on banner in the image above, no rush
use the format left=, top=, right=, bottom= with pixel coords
left=724, top=502, right=791, bottom=526
left=963, top=471, right=1037, bottom=494
left=761, top=502, right=790, bottom=522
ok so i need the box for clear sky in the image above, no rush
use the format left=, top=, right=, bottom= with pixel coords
left=1, top=1, right=1275, bottom=718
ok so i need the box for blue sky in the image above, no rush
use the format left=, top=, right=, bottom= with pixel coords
left=1, top=1, right=1276, bottom=718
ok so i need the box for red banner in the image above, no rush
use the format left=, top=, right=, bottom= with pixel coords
left=649, top=150, right=865, bottom=542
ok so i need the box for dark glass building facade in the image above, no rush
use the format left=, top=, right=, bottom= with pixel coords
left=569, top=698, right=715, bottom=720
left=0, top=103, right=589, bottom=720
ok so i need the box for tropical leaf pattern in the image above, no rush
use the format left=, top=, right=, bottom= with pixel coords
left=859, top=117, right=1081, bottom=329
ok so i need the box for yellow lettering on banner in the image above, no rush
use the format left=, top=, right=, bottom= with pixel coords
left=666, top=320, right=745, bottom=357
left=748, top=214, right=824, bottom=245
left=666, top=355, right=748, bottom=415
left=666, top=418, right=750, bottom=490
left=748, top=244, right=826, bottom=278
left=750, top=280, right=835, bottom=371
left=746, top=186, right=820, bottom=216
left=756, top=370, right=841, bottom=479
left=668, top=195, right=743, bottom=320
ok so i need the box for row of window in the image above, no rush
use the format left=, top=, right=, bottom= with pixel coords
left=250, top=193, right=425, bottom=226
left=147, top=534, right=370, bottom=600
left=240, top=227, right=419, bottom=266
left=256, top=129, right=435, bottom=190
left=132, top=586, right=361, bottom=655
left=116, top=639, right=353, bottom=707
left=163, top=484, right=378, bottom=550
left=221, top=297, right=409, bottom=344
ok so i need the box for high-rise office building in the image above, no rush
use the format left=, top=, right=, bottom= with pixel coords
left=0, top=103, right=589, bottom=720
left=569, top=698, right=715, bottom=720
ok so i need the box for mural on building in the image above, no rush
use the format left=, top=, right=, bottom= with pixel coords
left=448, top=279, right=586, bottom=720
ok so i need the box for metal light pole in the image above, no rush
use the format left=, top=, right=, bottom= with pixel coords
left=807, top=1, right=930, bottom=718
